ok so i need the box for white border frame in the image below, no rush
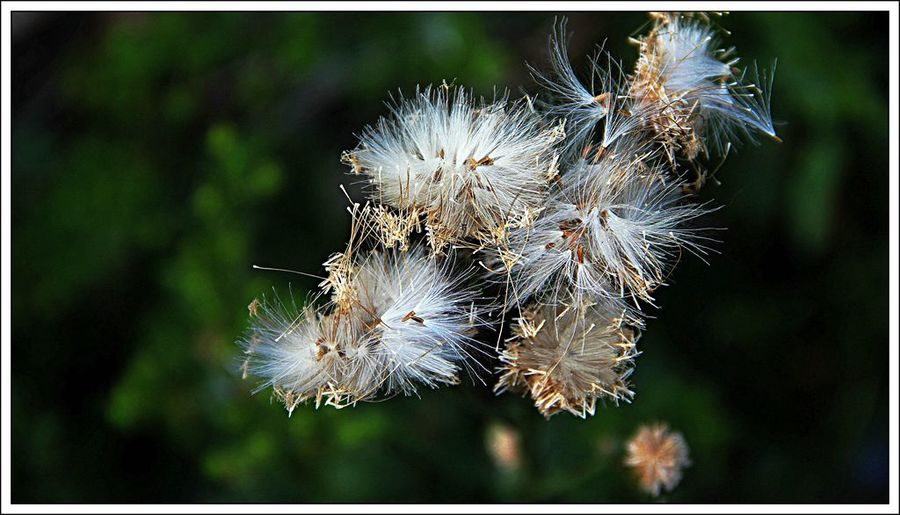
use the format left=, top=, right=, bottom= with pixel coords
left=2, top=2, right=898, bottom=514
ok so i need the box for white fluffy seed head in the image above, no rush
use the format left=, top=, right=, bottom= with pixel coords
left=240, top=297, right=340, bottom=414
left=242, top=12, right=778, bottom=419
left=631, top=13, right=777, bottom=159
left=241, top=245, right=488, bottom=413
left=495, top=150, right=713, bottom=310
left=495, top=302, right=639, bottom=419
left=344, top=84, right=564, bottom=250
left=347, top=247, right=487, bottom=395
left=531, top=21, right=647, bottom=157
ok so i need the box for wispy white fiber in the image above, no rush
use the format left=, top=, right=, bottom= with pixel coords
left=241, top=11, right=778, bottom=418
left=345, top=84, right=563, bottom=250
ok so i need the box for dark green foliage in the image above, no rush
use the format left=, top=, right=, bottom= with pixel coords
left=11, top=12, right=888, bottom=502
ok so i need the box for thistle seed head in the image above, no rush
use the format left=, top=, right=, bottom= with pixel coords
left=242, top=11, right=778, bottom=421
left=345, top=84, right=563, bottom=250
left=242, top=244, right=488, bottom=413
left=632, top=13, right=777, bottom=160
left=347, top=247, right=487, bottom=395
left=497, top=152, right=714, bottom=309
left=240, top=297, right=341, bottom=413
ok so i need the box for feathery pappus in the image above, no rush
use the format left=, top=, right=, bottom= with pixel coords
left=240, top=11, right=779, bottom=423
left=343, top=84, right=564, bottom=251
left=240, top=241, right=487, bottom=413
left=631, top=12, right=777, bottom=162
left=493, top=149, right=715, bottom=310
left=530, top=21, right=649, bottom=158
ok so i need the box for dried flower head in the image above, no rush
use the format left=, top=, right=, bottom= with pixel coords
left=344, top=247, right=487, bottom=394
left=495, top=303, right=639, bottom=418
left=344, top=84, right=563, bottom=251
left=241, top=243, right=487, bottom=413
left=625, top=423, right=692, bottom=496
left=631, top=13, right=776, bottom=161
left=498, top=153, right=713, bottom=308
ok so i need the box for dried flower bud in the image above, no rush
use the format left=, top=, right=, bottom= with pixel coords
left=495, top=303, right=639, bottom=418
left=625, top=423, right=691, bottom=496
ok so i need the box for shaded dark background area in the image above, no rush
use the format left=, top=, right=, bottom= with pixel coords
left=11, top=11, right=889, bottom=503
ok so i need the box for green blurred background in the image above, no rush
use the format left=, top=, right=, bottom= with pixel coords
left=11, top=11, right=889, bottom=503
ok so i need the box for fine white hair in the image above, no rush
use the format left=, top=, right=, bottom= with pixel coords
left=350, top=247, right=489, bottom=395
left=636, top=14, right=777, bottom=152
left=241, top=245, right=489, bottom=411
left=242, top=12, right=779, bottom=418
left=345, top=84, right=563, bottom=249
left=530, top=20, right=642, bottom=157
left=499, top=153, right=715, bottom=309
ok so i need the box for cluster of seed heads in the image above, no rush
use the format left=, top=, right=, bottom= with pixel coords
left=239, top=12, right=777, bottom=419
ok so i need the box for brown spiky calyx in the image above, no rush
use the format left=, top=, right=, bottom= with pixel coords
left=495, top=305, right=639, bottom=418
